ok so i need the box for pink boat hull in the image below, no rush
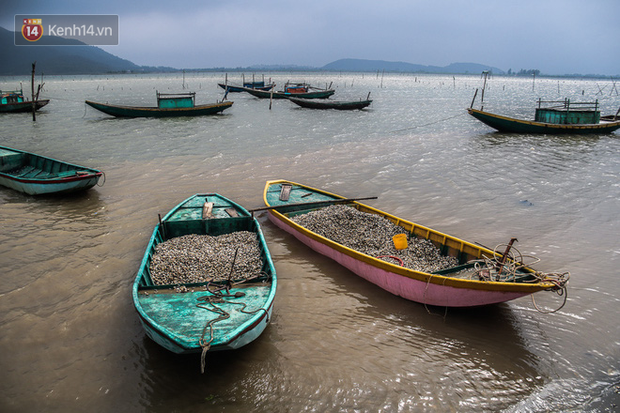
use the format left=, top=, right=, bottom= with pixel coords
left=269, top=213, right=530, bottom=307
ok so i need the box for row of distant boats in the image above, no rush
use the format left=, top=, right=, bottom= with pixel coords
left=0, top=139, right=570, bottom=367
left=3, top=78, right=620, bottom=133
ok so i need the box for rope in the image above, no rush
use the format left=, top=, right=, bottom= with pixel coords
left=465, top=243, right=570, bottom=313
left=376, top=255, right=404, bottom=266
left=196, top=289, right=269, bottom=373
left=97, top=171, right=106, bottom=187
left=391, top=112, right=467, bottom=133
left=195, top=263, right=271, bottom=373
left=531, top=283, right=568, bottom=314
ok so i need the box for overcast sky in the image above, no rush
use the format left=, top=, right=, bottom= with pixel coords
left=2, top=0, right=619, bottom=75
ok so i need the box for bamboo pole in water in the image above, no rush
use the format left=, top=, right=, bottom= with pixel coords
left=31, top=62, right=36, bottom=122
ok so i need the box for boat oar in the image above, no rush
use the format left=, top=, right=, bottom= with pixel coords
left=249, top=196, right=377, bottom=216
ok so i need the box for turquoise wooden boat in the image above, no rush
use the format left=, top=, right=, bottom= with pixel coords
left=288, top=95, right=372, bottom=110
left=242, top=83, right=335, bottom=99
left=133, top=193, right=277, bottom=358
left=0, top=145, right=103, bottom=195
left=468, top=99, right=620, bottom=134
left=0, top=90, right=49, bottom=113
left=85, top=92, right=233, bottom=118
left=261, top=179, right=569, bottom=308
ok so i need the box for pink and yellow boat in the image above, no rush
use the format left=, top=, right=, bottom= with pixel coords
left=261, top=179, right=569, bottom=308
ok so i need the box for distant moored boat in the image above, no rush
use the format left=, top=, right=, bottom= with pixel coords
left=85, top=91, right=233, bottom=118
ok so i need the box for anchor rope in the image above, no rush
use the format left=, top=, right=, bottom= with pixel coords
left=196, top=271, right=270, bottom=373
left=390, top=112, right=467, bottom=133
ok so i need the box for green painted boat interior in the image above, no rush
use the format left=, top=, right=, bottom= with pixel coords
left=534, top=99, right=600, bottom=124
left=1, top=91, right=25, bottom=104
left=156, top=92, right=195, bottom=109
left=0, top=148, right=86, bottom=178
left=535, top=108, right=600, bottom=124
left=138, top=284, right=271, bottom=349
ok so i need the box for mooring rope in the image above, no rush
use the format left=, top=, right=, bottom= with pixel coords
left=468, top=243, right=570, bottom=313
left=390, top=112, right=467, bottom=134
left=196, top=286, right=270, bottom=373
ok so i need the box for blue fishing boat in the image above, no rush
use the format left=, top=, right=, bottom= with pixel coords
left=132, top=193, right=277, bottom=367
left=0, top=145, right=103, bottom=195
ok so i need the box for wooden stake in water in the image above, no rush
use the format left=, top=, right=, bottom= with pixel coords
left=31, top=62, right=36, bottom=122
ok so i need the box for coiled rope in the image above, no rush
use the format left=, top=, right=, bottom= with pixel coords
left=471, top=243, right=570, bottom=313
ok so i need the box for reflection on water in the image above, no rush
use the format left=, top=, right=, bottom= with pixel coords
left=1, top=73, right=619, bottom=412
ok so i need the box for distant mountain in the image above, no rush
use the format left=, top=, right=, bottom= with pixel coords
left=321, top=58, right=505, bottom=74
left=2, top=26, right=506, bottom=76
left=0, top=26, right=174, bottom=75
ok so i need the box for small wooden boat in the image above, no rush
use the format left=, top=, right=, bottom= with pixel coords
left=133, top=194, right=277, bottom=361
left=287, top=94, right=372, bottom=110
left=85, top=92, right=233, bottom=118
left=218, top=74, right=275, bottom=93
left=468, top=99, right=620, bottom=134
left=218, top=81, right=275, bottom=93
left=0, top=145, right=103, bottom=195
left=261, top=179, right=569, bottom=308
left=242, top=82, right=336, bottom=99
left=0, top=89, right=49, bottom=113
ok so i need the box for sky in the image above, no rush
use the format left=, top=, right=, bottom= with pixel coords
left=2, top=0, right=619, bottom=75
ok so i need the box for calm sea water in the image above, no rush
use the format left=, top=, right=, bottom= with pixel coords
left=1, top=72, right=619, bottom=412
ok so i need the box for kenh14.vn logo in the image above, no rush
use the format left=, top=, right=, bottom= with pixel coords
left=22, top=18, right=43, bottom=42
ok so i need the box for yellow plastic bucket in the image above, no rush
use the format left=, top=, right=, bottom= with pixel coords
left=392, top=234, right=408, bottom=250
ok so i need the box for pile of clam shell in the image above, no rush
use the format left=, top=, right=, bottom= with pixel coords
left=291, top=204, right=458, bottom=273
left=149, top=231, right=263, bottom=285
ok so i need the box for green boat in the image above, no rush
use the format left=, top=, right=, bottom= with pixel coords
left=288, top=95, right=372, bottom=110
left=85, top=92, right=233, bottom=118
left=242, top=82, right=335, bottom=99
left=0, top=145, right=103, bottom=195
left=468, top=99, right=620, bottom=134
left=0, top=89, right=49, bottom=113
left=132, top=193, right=277, bottom=363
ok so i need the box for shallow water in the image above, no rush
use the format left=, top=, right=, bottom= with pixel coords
left=1, top=72, right=619, bottom=412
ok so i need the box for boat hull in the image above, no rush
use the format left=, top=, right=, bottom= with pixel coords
left=263, top=179, right=556, bottom=307
left=218, top=83, right=275, bottom=92
left=85, top=100, right=233, bottom=118
left=243, top=87, right=335, bottom=99
left=0, top=99, right=50, bottom=113
left=0, top=145, right=102, bottom=195
left=132, top=193, right=277, bottom=354
left=288, top=97, right=372, bottom=110
left=468, top=108, right=620, bottom=134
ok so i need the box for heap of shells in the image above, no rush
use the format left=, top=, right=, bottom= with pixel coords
left=149, top=231, right=263, bottom=286
left=291, top=204, right=458, bottom=273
